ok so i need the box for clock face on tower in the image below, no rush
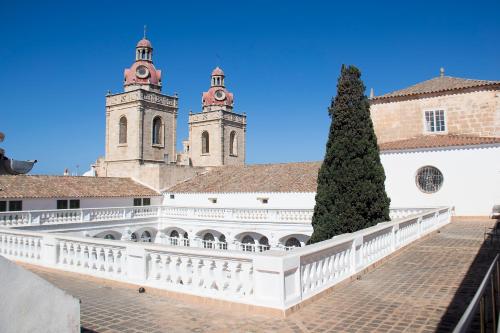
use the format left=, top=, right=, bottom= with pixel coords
left=214, top=89, right=226, bottom=101
left=136, top=65, right=149, bottom=79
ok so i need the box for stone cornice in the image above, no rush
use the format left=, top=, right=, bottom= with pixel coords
left=106, top=89, right=178, bottom=108
left=189, top=110, right=246, bottom=125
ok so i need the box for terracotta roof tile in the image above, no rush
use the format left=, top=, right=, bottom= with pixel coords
left=373, top=76, right=500, bottom=101
left=167, top=162, right=322, bottom=193
left=168, top=136, right=500, bottom=193
left=0, top=175, right=160, bottom=199
left=379, top=135, right=500, bottom=151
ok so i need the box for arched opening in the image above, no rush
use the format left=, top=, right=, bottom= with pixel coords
left=258, top=236, right=270, bottom=252
left=218, top=234, right=227, bottom=250
left=241, top=235, right=255, bottom=252
left=169, top=230, right=180, bottom=245
left=203, top=233, right=215, bottom=249
left=152, top=117, right=162, bottom=145
left=285, top=237, right=301, bottom=249
left=119, top=116, right=127, bottom=144
left=104, top=234, right=115, bottom=240
left=202, top=131, right=209, bottom=154
left=229, top=131, right=237, bottom=156
left=140, top=230, right=152, bottom=242
left=131, top=233, right=138, bottom=242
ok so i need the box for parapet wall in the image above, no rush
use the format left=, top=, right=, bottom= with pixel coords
left=0, top=255, right=80, bottom=332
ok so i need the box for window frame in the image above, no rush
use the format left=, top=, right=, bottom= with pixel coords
left=118, top=116, right=128, bottom=145
left=422, top=109, right=447, bottom=134
left=57, top=200, right=68, bottom=210
left=229, top=131, right=238, bottom=156
left=201, top=131, right=210, bottom=155
left=415, top=165, right=444, bottom=194
left=69, top=199, right=80, bottom=209
left=152, top=116, right=163, bottom=146
left=8, top=200, right=23, bottom=212
left=0, top=201, right=6, bottom=212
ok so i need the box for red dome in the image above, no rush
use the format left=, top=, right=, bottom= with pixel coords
left=202, top=87, right=233, bottom=107
left=136, top=38, right=152, bottom=48
left=124, top=60, right=162, bottom=86
left=212, top=66, right=224, bottom=76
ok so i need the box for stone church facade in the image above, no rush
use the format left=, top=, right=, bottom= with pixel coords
left=94, top=36, right=246, bottom=190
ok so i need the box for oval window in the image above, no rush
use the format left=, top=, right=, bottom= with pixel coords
left=415, top=166, right=444, bottom=193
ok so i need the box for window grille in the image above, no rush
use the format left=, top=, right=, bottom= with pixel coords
left=416, top=166, right=444, bottom=193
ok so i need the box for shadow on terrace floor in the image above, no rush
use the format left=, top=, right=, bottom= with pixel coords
left=436, top=217, right=499, bottom=332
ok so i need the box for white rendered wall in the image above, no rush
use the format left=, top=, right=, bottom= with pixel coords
left=3, top=196, right=162, bottom=211
left=381, top=145, right=500, bottom=216
left=163, top=192, right=316, bottom=209
left=0, top=255, right=80, bottom=332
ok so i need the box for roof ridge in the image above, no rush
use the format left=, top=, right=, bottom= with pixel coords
left=374, top=75, right=500, bottom=100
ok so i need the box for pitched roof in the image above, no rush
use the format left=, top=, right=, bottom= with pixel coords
left=167, top=162, right=322, bottom=193
left=379, top=135, right=500, bottom=152
left=373, top=76, right=500, bottom=101
left=0, top=175, right=160, bottom=199
left=167, top=136, right=500, bottom=193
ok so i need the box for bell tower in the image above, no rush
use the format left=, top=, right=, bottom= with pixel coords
left=103, top=34, right=178, bottom=167
left=187, top=67, right=246, bottom=167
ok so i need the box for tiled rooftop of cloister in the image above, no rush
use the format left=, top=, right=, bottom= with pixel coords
left=24, top=218, right=497, bottom=333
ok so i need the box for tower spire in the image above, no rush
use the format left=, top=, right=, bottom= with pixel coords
left=143, top=25, right=147, bottom=39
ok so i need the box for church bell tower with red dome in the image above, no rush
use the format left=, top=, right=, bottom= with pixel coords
left=103, top=32, right=178, bottom=174
left=186, top=67, right=246, bottom=167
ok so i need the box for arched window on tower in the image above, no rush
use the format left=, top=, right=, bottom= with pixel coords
left=229, top=131, right=237, bottom=156
left=152, top=117, right=162, bottom=145
left=119, top=116, right=127, bottom=144
left=202, top=131, right=209, bottom=154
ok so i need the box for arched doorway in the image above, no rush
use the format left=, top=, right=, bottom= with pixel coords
left=241, top=235, right=255, bottom=252
left=203, top=233, right=215, bottom=249
left=285, top=237, right=301, bottom=250
left=140, top=230, right=152, bottom=242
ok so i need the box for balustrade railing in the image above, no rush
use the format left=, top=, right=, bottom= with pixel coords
left=0, top=207, right=452, bottom=311
left=0, top=206, right=424, bottom=228
left=0, top=206, right=162, bottom=227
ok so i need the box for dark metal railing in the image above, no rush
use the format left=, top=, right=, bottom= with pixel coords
left=454, top=254, right=500, bottom=333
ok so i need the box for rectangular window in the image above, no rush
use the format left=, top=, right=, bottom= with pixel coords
left=208, top=198, right=217, bottom=204
left=9, top=201, right=22, bottom=211
left=169, top=194, right=175, bottom=199
left=57, top=200, right=68, bottom=209
left=133, top=198, right=142, bottom=206
left=69, top=200, right=80, bottom=209
left=142, top=198, right=151, bottom=206
left=0, top=201, right=6, bottom=212
left=424, top=110, right=446, bottom=133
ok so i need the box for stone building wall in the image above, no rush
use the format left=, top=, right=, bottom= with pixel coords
left=189, top=117, right=222, bottom=167
left=370, top=87, right=500, bottom=143
left=223, top=123, right=246, bottom=166
left=96, top=159, right=204, bottom=191
left=105, top=90, right=178, bottom=163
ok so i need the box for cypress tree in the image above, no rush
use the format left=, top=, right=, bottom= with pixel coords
left=309, top=65, right=390, bottom=243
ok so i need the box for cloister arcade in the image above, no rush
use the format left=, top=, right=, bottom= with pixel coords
left=85, top=224, right=308, bottom=252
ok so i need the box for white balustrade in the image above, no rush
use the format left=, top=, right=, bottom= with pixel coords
left=0, top=211, right=31, bottom=226
left=58, top=239, right=127, bottom=278
left=0, top=206, right=425, bottom=228
left=88, top=207, right=125, bottom=221
left=0, top=232, right=42, bottom=262
left=194, top=208, right=225, bottom=219
left=38, top=209, right=82, bottom=224
left=0, top=207, right=452, bottom=311
left=0, top=206, right=163, bottom=227
left=146, top=250, right=253, bottom=299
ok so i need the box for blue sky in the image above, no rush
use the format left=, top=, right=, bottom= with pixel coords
left=1, top=0, right=499, bottom=175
